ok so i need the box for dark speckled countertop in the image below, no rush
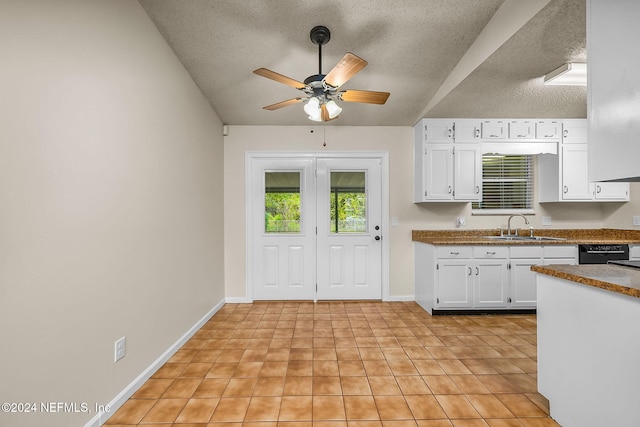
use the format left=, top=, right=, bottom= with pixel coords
left=531, top=264, right=640, bottom=299
left=412, top=228, right=640, bottom=246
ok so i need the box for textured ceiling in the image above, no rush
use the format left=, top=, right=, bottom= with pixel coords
left=138, top=0, right=586, bottom=126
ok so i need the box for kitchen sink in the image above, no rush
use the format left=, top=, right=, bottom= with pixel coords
left=483, top=235, right=566, bottom=241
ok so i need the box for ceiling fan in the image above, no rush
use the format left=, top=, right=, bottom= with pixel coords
left=253, top=25, right=390, bottom=122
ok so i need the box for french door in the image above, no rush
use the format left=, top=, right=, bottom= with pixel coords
left=249, top=153, right=384, bottom=301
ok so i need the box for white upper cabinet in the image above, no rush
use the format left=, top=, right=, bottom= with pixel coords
left=538, top=119, right=629, bottom=202
left=508, top=120, right=534, bottom=139
left=416, top=118, right=630, bottom=204
left=415, top=119, right=453, bottom=144
left=453, top=119, right=482, bottom=143
left=414, top=119, right=481, bottom=202
left=536, top=120, right=561, bottom=139
left=481, top=120, right=507, bottom=139
left=562, top=119, right=588, bottom=143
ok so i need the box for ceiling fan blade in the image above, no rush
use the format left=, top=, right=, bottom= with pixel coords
left=263, top=98, right=304, bottom=110
left=253, top=68, right=306, bottom=89
left=340, top=89, right=390, bottom=105
left=324, top=52, right=368, bottom=88
left=321, top=104, right=330, bottom=121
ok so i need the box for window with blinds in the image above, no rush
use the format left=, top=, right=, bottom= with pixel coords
left=472, top=155, right=534, bottom=212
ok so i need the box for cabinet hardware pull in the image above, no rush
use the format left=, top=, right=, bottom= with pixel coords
left=563, top=186, right=568, bottom=193
left=475, top=186, right=480, bottom=194
left=517, top=134, right=526, bottom=138
left=450, top=251, right=459, bottom=255
left=475, top=267, right=479, bottom=275
left=597, top=185, right=601, bottom=193
left=545, top=134, right=554, bottom=138
left=468, top=267, right=472, bottom=275
left=486, top=251, right=496, bottom=255
left=564, top=129, right=569, bottom=137
left=448, top=186, right=452, bottom=194
left=508, top=297, right=512, bottom=303
left=448, top=129, right=452, bottom=138
left=490, top=134, right=499, bottom=138
left=475, top=128, right=480, bottom=138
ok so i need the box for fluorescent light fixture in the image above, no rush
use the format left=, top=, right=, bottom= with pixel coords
left=544, top=63, right=587, bottom=86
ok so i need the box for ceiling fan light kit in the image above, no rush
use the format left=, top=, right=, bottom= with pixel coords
left=253, top=25, right=390, bottom=122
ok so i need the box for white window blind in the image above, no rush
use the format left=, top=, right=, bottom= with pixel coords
left=472, top=155, right=534, bottom=211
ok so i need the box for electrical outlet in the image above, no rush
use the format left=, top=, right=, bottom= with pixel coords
left=633, top=216, right=640, bottom=227
left=541, top=216, right=552, bottom=226
left=114, top=337, right=126, bottom=362
left=456, top=217, right=466, bottom=227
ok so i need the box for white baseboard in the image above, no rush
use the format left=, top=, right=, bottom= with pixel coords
left=225, top=296, right=251, bottom=303
left=386, top=295, right=415, bottom=302
left=86, top=297, right=226, bottom=427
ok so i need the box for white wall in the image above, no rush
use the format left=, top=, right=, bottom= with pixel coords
left=0, top=1, right=224, bottom=426
left=224, top=125, right=628, bottom=301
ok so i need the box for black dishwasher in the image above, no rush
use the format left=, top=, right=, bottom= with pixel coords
left=578, top=244, right=629, bottom=264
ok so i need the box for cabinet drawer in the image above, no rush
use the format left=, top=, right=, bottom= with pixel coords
left=630, top=245, right=640, bottom=260
left=436, top=246, right=472, bottom=259
left=543, top=245, right=577, bottom=259
left=473, top=246, right=509, bottom=259
left=510, top=246, right=543, bottom=258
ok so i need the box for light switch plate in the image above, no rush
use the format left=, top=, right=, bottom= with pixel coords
left=541, top=216, right=552, bottom=226
left=633, top=216, right=640, bottom=226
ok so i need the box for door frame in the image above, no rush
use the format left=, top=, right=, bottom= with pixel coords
left=245, top=150, right=390, bottom=302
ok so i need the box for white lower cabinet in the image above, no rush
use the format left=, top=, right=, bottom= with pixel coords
left=415, top=243, right=578, bottom=313
left=509, top=246, right=543, bottom=308
left=434, top=246, right=473, bottom=307
left=473, top=247, right=509, bottom=308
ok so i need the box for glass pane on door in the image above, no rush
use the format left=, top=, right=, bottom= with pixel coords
left=265, top=171, right=301, bottom=233
left=329, top=171, right=366, bottom=233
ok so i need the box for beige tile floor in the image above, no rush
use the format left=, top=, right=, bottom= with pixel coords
left=104, top=301, right=560, bottom=426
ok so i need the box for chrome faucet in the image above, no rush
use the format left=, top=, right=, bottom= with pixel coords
left=507, top=214, right=529, bottom=236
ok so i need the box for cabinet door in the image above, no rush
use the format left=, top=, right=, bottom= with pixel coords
left=536, top=120, right=561, bottom=139
left=481, top=120, right=506, bottom=139
left=510, top=258, right=541, bottom=307
left=474, top=260, right=509, bottom=307
left=594, top=182, right=630, bottom=201
left=562, top=144, right=594, bottom=200
left=423, top=120, right=454, bottom=143
left=454, top=145, right=482, bottom=201
left=562, top=120, right=588, bottom=143
left=424, top=145, right=454, bottom=200
left=509, top=120, right=534, bottom=139
left=454, top=120, right=481, bottom=143
left=436, top=260, right=472, bottom=307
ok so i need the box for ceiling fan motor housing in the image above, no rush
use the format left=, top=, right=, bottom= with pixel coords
left=310, top=25, right=330, bottom=46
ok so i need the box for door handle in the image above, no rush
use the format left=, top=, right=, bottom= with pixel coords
left=375, top=236, right=381, bottom=241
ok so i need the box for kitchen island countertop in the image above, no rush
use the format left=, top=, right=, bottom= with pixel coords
left=531, top=263, right=640, bottom=299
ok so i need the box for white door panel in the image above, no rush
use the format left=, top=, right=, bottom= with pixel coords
left=249, top=154, right=384, bottom=301
left=251, top=158, right=316, bottom=300
left=316, top=158, right=382, bottom=300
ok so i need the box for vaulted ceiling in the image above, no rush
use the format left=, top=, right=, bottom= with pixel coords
left=138, top=0, right=586, bottom=126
